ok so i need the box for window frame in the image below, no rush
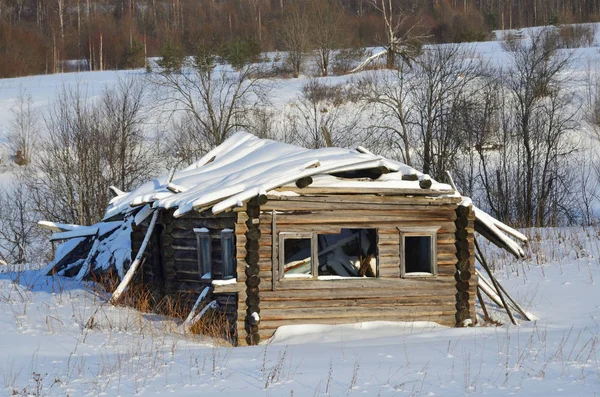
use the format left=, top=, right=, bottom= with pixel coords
left=194, top=228, right=212, bottom=279
left=278, top=229, right=378, bottom=280
left=221, top=229, right=235, bottom=279
left=278, top=232, right=318, bottom=280
left=398, top=226, right=440, bottom=278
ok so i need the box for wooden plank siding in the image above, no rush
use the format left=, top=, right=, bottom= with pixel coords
left=235, top=193, right=474, bottom=345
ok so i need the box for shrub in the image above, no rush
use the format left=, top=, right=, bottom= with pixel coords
left=122, top=40, right=146, bottom=69
left=220, top=37, right=262, bottom=69
left=157, top=41, right=185, bottom=73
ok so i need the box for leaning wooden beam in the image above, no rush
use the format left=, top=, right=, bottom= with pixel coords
left=475, top=269, right=504, bottom=308
left=474, top=238, right=517, bottom=325
left=478, top=265, right=532, bottom=321
left=110, top=209, right=160, bottom=305
left=38, top=221, right=82, bottom=233
left=475, top=260, right=531, bottom=320
left=75, top=234, right=100, bottom=281
left=186, top=301, right=219, bottom=329
left=182, top=286, right=213, bottom=328
left=477, top=287, right=491, bottom=321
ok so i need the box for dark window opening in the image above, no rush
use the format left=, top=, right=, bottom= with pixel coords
left=195, top=228, right=212, bottom=279
left=404, top=236, right=433, bottom=274
left=221, top=230, right=235, bottom=279
left=317, top=229, right=377, bottom=277
left=283, top=237, right=313, bottom=276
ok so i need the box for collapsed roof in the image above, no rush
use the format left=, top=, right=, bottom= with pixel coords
left=41, top=132, right=527, bottom=280
left=104, top=131, right=454, bottom=220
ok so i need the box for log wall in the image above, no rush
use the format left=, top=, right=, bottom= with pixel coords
left=134, top=209, right=239, bottom=331
left=235, top=193, right=475, bottom=345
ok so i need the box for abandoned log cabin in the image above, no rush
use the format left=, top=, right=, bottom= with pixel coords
left=41, top=131, right=527, bottom=346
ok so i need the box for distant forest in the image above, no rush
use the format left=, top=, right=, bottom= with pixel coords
left=1, top=0, right=600, bottom=77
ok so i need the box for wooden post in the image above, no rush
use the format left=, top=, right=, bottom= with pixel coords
left=454, top=204, right=474, bottom=326
left=271, top=210, right=277, bottom=291
left=244, top=197, right=261, bottom=345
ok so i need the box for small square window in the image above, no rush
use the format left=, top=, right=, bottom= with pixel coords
left=399, top=227, right=440, bottom=277
left=279, top=233, right=316, bottom=279
left=404, top=236, right=432, bottom=273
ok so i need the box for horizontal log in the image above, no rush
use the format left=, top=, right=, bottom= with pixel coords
left=260, top=315, right=456, bottom=331
left=271, top=186, right=454, bottom=196
left=261, top=200, right=459, bottom=212
left=260, top=288, right=456, bottom=300
left=273, top=277, right=454, bottom=290
left=261, top=209, right=457, bottom=220
left=213, top=282, right=244, bottom=293
left=259, top=310, right=457, bottom=326
left=270, top=222, right=457, bottom=234
left=274, top=212, right=456, bottom=224
left=378, top=267, right=400, bottom=277
left=170, top=218, right=236, bottom=231
left=260, top=297, right=457, bottom=310
left=267, top=193, right=461, bottom=205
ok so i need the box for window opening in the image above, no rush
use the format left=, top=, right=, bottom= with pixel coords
left=404, top=236, right=432, bottom=273
left=282, top=237, right=313, bottom=276
left=399, top=227, right=439, bottom=277
left=221, top=229, right=235, bottom=279
left=194, top=228, right=212, bottom=279
left=317, top=229, right=377, bottom=277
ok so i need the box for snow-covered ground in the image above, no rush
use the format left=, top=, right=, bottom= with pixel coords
left=1, top=227, right=599, bottom=396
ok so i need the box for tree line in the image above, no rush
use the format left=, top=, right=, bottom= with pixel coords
left=2, top=25, right=600, bottom=265
left=2, top=0, right=600, bottom=77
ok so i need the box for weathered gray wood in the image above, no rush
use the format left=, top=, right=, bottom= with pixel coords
left=259, top=307, right=457, bottom=323
left=111, top=210, right=160, bottom=304
left=272, top=186, right=454, bottom=195
left=475, top=238, right=516, bottom=325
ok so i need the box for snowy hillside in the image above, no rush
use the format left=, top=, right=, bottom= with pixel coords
left=1, top=227, right=599, bottom=396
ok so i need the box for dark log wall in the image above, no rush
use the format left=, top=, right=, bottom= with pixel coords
left=235, top=193, right=476, bottom=345
left=455, top=204, right=477, bottom=325
left=132, top=209, right=239, bottom=328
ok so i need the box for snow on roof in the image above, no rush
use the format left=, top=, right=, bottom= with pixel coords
left=104, top=132, right=455, bottom=220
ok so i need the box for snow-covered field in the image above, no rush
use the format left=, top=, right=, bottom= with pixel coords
left=2, top=25, right=600, bottom=396
left=1, top=228, right=599, bottom=396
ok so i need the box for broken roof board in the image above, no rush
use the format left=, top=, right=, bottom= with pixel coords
left=104, top=132, right=454, bottom=220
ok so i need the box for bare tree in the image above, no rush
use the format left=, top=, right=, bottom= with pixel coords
left=500, top=28, right=576, bottom=227
left=0, top=173, right=46, bottom=264
left=279, top=2, right=311, bottom=78
left=30, top=86, right=107, bottom=225
left=5, top=88, right=38, bottom=165
left=411, top=44, right=484, bottom=178
left=286, top=79, right=361, bottom=149
left=29, top=80, right=155, bottom=226
left=309, top=0, right=348, bottom=77
left=355, top=64, right=415, bottom=165
left=100, top=76, right=157, bottom=192
left=150, top=48, right=269, bottom=162
left=351, top=0, right=427, bottom=73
